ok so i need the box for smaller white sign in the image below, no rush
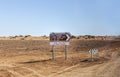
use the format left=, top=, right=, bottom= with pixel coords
left=89, top=49, right=98, bottom=54
left=50, top=42, right=69, bottom=46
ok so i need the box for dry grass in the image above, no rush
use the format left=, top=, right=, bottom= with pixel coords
left=0, top=38, right=119, bottom=77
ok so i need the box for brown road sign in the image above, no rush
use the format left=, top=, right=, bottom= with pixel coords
left=50, top=32, right=71, bottom=45
left=50, top=32, right=71, bottom=60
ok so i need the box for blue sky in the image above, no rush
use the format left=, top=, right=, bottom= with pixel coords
left=0, top=0, right=120, bottom=36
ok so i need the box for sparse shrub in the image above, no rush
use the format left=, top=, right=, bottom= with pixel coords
left=84, top=35, right=95, bottom=39
left=71, top=35, right=76, bottom=39
left=43, top=35, right=47, bottom=37
left=76, top=37, right=80, bottom=39
left=19, top=35, right=23, bottom=37
left=14, top=35, right=18, bottom=37
left=21, top=38, right=25, bottom=40
left=25, top=35, right=31, bottom=38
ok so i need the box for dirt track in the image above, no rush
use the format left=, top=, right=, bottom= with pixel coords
left=0, top=40, right=120, bottom=77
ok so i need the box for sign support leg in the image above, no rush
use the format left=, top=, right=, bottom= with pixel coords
left=91, top=53, right=93, bottom=61
left=65, top=45, right=67, bottom=60
left=52, top=45, right=54, bottom=60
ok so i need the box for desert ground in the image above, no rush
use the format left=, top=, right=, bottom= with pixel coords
left=0, top=36, right=120, bottom=77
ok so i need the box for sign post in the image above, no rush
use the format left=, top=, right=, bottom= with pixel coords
left=65, top=45, right=67, bottom=60
left=52, top=45, right=54, bottom=60
left=50, top=32, right=71, bottom=60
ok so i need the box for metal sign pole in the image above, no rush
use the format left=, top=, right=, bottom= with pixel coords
left=91, top=52, right=93, bottom=61
left=52, top=45, right=54, bottom=60
left=65, top=45, right=67, bottom=60
left=91, top=50, right=94, bottom=61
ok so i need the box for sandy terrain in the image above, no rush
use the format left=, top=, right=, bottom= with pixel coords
left=0, top=39, right=119, bottom=77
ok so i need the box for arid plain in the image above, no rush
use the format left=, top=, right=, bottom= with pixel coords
left=0, top=36, right=119, bottom=77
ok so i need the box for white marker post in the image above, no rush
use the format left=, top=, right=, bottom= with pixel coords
left=89, top=49, right=93, bottom=61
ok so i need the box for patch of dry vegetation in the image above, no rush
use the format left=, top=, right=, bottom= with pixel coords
left=0, top=35, right=118, bottom=40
